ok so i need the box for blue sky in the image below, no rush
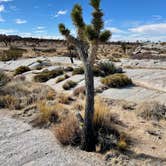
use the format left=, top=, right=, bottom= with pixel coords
left=0, top=0, right=166, bottom=41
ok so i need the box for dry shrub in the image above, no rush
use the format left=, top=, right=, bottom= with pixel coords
left=14, top=66, right=31, bottom=76
left=136, top=101, right=166, bottom=121
left=94, top=97, right=110, bottom=128
left=33, top=101, right=59, bottom=127
left=0, top=71, right=9, bottom=88
left=34, top=69, right=63, bottom=82
left=63, top=80, right=77, bottom=90
left=72, top=66, right=84, bottom=75
left=56, top=74, right=70, bottom=83
left=0, top=95, right=20, bottom=109
left=73, top=86, right=85, bottom=96
left=46, top=90, right=56, bottom=100
left=1, top=80, right=55, bottom=109
left=54, top=114, right=81, bottom=146
left=101, top=74, right=132, bottom=88
left=57, top=93, right=73, bottom=104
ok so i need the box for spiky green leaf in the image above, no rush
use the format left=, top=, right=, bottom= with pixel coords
left=71, top=4, right=85, bottom=28
left=59, top=24, right=70, bottom=36
left=99, top=30, right=111, bottom=42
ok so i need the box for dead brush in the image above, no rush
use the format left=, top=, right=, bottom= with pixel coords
left=32, top=101, right=59, bottom=127
left=0, top=95, right=20, bottom=110
left=57, top=93, right=74, bottom=104
left=54, top=114, right=81, bottom=146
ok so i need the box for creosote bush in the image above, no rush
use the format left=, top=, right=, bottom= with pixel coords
left=54, top=114, right=81, bottom=146
left=63, top=80, right=77, bottom=90
left=34, top=69, right=64, bottom=82
left=14, top=66, right=31, bottom=76
left=0, top=47, right=26, bottom=61
left=101, top=74, right=132, bottom=88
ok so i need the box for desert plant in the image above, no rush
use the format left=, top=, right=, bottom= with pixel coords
left=54, top=114, right=81, bottom=146
left=57, top=93, right=73, bottom=104
left=0, top=47, right=25, bottom=61
left=72, top=66, right=84, bottom=75
left=63, top=80, right=77, bottom=90
left=93, top=97, right=110, bottom=128
left=0, top=71, right=9, bottom=88
left=73, top=86, right=86, bottom=96
left=59, top=0, right=111, bottom=151
left=98, top=61, right=117, bottom=76
left=0, top=95, right=20, bottom=110
left=136, top=102, right=166, bottom=121
left=56, top=74, right=70, bottom=83
left=34, top=69, right=63, bottom=82
left=64, top=66, right=74, bottom=72
left=101, top=74, right=132, bottom=88
left=14, top=66, right=31, bottom=76
left=33, top=101, right=59, bottom=127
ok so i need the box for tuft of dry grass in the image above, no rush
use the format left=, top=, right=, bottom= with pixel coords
left=0, top=71, right=10, bottom=88
left=136, top=101, right=166, bottom=121
left=94, top=97, right=110, bottom=128
left=57, top=93, right=73, bottom=104
left=0, top=95, right=20, bottom=110
left=32, top=101, right=59, bottom=127
left=54, top=114, right=81, bottom=146
left=73, top=86, right=86, bottom=97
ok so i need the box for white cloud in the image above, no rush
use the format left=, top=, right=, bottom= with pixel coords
left=37, top=26, right=45, bottom=30
left=15, top=19, right=27, bottom=24
left=0, top=28, right=16, bottom=34
left=129, top=23, right=166, bottom=34
left=55, top=10, right=67, bottom=18
left=0, top=5, right=4, bottom=12
left=106, top=27, right=126, bottom=34
left=0, top=0, right=12, bottom=2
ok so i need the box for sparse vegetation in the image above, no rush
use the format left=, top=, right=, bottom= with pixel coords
left=93, top=97, right=110, bottom=128
left=0, top=47, right=26, bottom=61
left=54, top=114, right=81, bottom=146
left=57, top=93, right=73, bottom=104
left=32, top=101, right=59, bottom=127
left=0, top=95, right=19, bottom=110
left=136, top=102, right=166, bottom=121
left=72, top=66, right=84, bottom=75
left=14, top=66, right=31, bottom=76
left=0, top=71, right=9, bottom=88
left=56, top=74, right=70, bottom=83
left=101, top=74, right=132, bottom=88
left=73, top=86, right=86, bottom=96
left=98, top=61, right=117, bottom=76
left=64, top=66, right=74, bottom=72
left=63, top=80, right=77, bottom=90
left=34, top=69, right=63, bottom=82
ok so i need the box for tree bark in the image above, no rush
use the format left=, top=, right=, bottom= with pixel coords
left=81, top=61, right=96, bottom=152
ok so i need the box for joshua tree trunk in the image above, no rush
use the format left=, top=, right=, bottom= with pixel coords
left=81, top=61, right=96, bottom=151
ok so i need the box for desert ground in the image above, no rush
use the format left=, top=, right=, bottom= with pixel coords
left=0, top=38, right=166, bottom=166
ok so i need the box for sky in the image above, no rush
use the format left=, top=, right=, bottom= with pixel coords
left=0, top=0, right=166, bottom=41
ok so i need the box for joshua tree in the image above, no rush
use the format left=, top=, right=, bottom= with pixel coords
left=59, top=0, right=111, bottom=152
